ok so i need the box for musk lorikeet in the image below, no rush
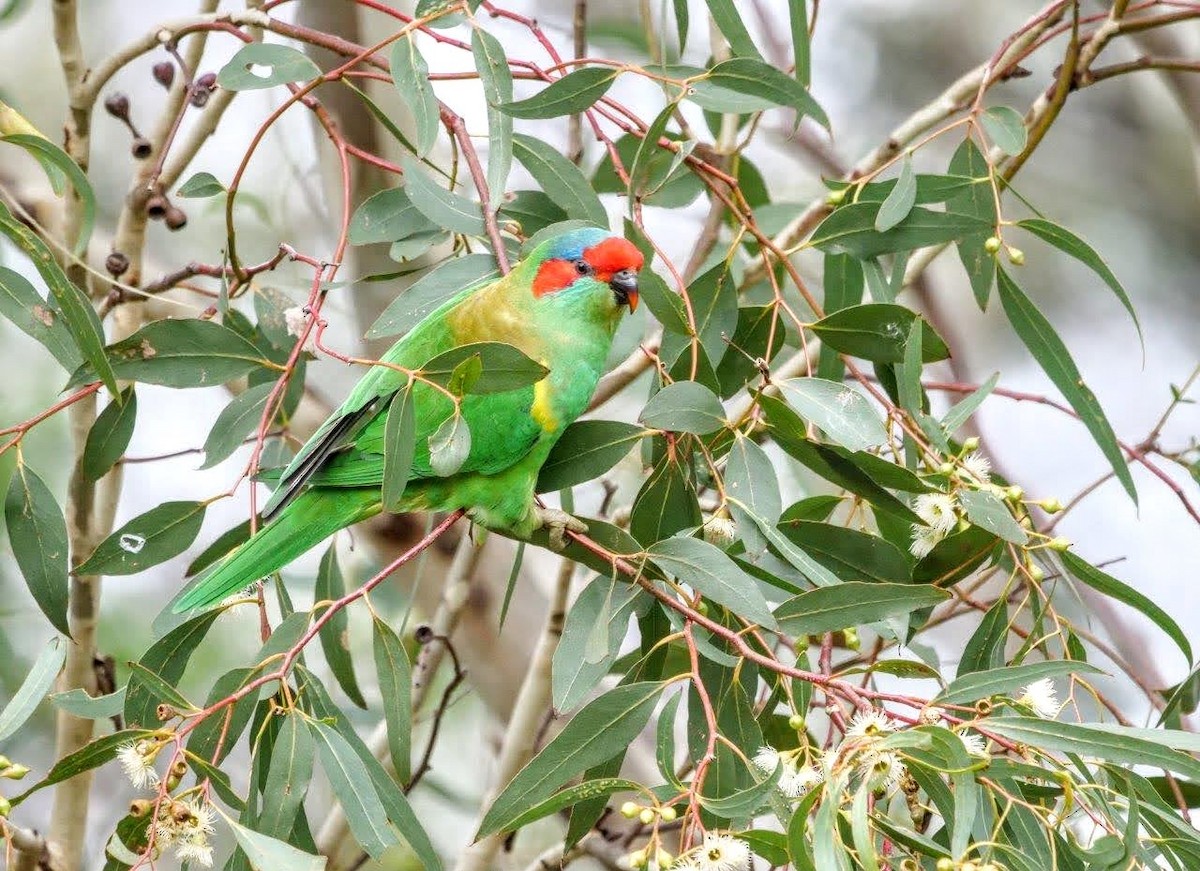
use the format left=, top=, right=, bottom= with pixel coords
left=174, top=227, right=643, bottom=612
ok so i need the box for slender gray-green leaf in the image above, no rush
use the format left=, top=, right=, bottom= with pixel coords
left=372, top=617, right=413, bottom=783
left=775, top=582, right=948, bottom=636
left=9, top=729, right=152, bottom=806
left=876, top=154, right=917, bottom=232
left=389, top=34, right=440, bottom=157
left=402, top=156, right=486, bottom=236
left=77, top=500, right=207, bottom=576
left=700, top=763, right=782, bottom=817
left=49, top=686, right=126, bottom=719
left=957, top=488, right=1028, bottom=544
left=703, top=0, right=761, bottom=57
left=200, top=382, right=272, bottom=469
left=0, top=637, right=65, bottom=741
left=512, top=134, right=608, bottom=227
left=639, top=380, right=726, bottom=434
left=367, top=254, right=498, bottom=338
left=2, top=133, right=95, bottom=255
left=217, top=43, right=321, bottom=90
left=5, top=462, right=70, bottom=635
left=996, top=267, right=1136, bottom=501
left=649, top=536, right=778, bottom=629
left=699, top=58, right=827, bottom=128
left=311, top=722, right=398, bottom=859
left=481, top=778, right=643, bottom=837
left=809, top=202, right=992, bottom=259
left=941, top=372, right=998, bottom=434
left=382, top=385, right=416, bottom=512
left=553, top=577, right=643, bottom=711
left=315, top=545, right=366, bottom=707
left=0, top=266, right=82, bottom=370
left=726, top=432, right=781, bottom=554
left=980, top=105, right=1027, bottom=156
left=777, top=378, right=887, bottom=451
left=472, top=27, right=513, bottom=204
left=83, top=387, right=137, bottom=480
left=477, top=682, right=662, bottom=838
left=499, top=67, right=618, bottom=119
left=348, top=187, right=437, bottom=246
left=226, top=818, right=326, bottom=871
left=123, top=610, right=219, bottom=728
left=258, top=714, right=315, bottom=839
left=537, top=420, right=642, bottom=492
left=789, top=0, right=810, bottom=85
left=176, top=171, right=226, bottom=198
left=937, top=660, right=1101, bottom=705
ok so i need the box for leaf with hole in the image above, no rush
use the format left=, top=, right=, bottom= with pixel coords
left=77, top=500, right=207, bottom=576
left=217, top=43, right=321, bottom=90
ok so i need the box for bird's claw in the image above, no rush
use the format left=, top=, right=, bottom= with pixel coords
left=536, top=507, right=587, bottom=551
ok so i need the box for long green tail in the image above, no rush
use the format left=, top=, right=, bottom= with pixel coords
left=174, top=488, right=381, bottom=612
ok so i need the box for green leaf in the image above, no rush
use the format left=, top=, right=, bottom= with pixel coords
left=537, top=420, right=643, bottom=492
left=315, top=545, right=366, bottom=707
left=499, top=67, right=618, bottom=119
left=810, top=303, right=950, bottom=364
left=512, top=134, right=608, bottom=227
left=428, top=411, right=470, bottom=477
left=947, top=138, right=997, bottom=308
left=699, top=762, right=782, bottom=816
left=9, top=729, right=152, bottom=806
left=176, top=171, right=226, bottom=198
left=776, top=520, right=912, bottom=584
left=82, top=387, right=137, bottom=480
left=0, top=200, right=117, bottom=395
left=875, top=154, right=917, bottom=231
left=77, top=500, right=207, bottom=576
left=216, top=43, right=321, bottom=90
left=199, top=382, right=272, bottom=469
left=995, top=267, right=1136, bottom=501
left=957, top=488, right=1028, bottom=544
left=2, top=133, right=95, bottom=255
left=937, top=660, right=1100, bottom=705
left=1017, top=217, right=1141, bottom=343
left=123, top=610, right=219, bottom=728
left=686, top=262, right=739, bottom=366
left=372, top=617, right=413, bottom=783
left=810, top=203, right=992, bottom=258
left=257, top=713, right=315, bottom=840
left=958, top=598, right=1008, bottom=676
left=1061, top=550, right=1191, bottom=664
left=981, top=105, right=1028, bottom=156
left=639, top=380, right=726, bottom=434
left=226, top=817, right=326, bottom=871
left=0, top=637, right=64, bottom=741
left=775, top=582, right=947, bottom=635
left=5, top=462, right=70, bottom=636
left=49, top=686, right=126, bottom=719
left=348, top=187, right=437, bottom=246
left=655, top=689, right=685, bottom=789
left=789, top=0, right=811, bottom=85
left=851, top=784, right=879, bottom=871
left=703, top=0, right=761, bottom=57
left=476, top=682, right=662, bottom=838
left=699, top=58, right=827, bottom=128
left=630, top=453, right=701, bottom=545
left=367, top=254, right=498, bottom=339
left=389, top=34, right=440, bottom=157
left=186, top=666, right=255, bottom=764
left=500, top=190, right=565, bottom=236
left=725, top=433, right=781, bottom=554
left=71, top=318, right=272, bottom=389
left=983, top=717, right=1200, bottom=782
left=472, top=27, right=513, bottom=203
left=381, top=385, right=417, bottom=513
left=941, top=371, right=998, bottom=434
left=777, top=378, right=887, bottom=451
left=126, top=661, right=194, bottom=713
left=484, top=777, right=643, bottom=836
left=648, top=536, right=778, bottom=629
left=0, top=266, right=83, bottom=371
left=311, top=721, right=399, bottom=859
left=913, top=525, right=998, bottom=586
left=420, top=341, right=548, bottom=393
left=402, top=155, right=485, bottom=236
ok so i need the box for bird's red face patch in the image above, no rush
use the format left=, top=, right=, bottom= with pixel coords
left=532, top=237, right=646, bottom=299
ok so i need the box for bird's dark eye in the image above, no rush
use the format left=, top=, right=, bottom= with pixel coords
left=574, top=259, right=592, bottom=275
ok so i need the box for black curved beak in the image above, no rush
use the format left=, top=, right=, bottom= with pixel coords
left=610, top=270, right=639, bottom=311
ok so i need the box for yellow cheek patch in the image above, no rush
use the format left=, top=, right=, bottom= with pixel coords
left=531, top=374, right=558, bottom=432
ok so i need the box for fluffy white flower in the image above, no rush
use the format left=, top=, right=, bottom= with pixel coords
left=846, top=709, right=899, bottom=740
left=919, top=706, right=945, bottom=725
left=283, top=305, right=308, bottom=338
left=1018, top=678, right=1060, bottom=718
left=176, top=838, right=214, bottom=868
left=693, top=833, right=751, bottom=871
left=957, top=729, right=988, bottom=757
left=779, top=763, right=823, bottom=798
left=860, top=749, right=906, bottom=792
left=751, top=745, right=780, bottom=775
left=117, top=741, right=159, bottom=790
left=172, top=799, right=216, bottom=868
left=909, top=524, right=945, bottom=559
left=914, top=493, right=958, bottom=534
left=961, top=451, right=992, bottom=481
left=670, top=860, right=702, bottom=871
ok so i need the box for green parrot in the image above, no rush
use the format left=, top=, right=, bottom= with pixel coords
left=174, top=227, right=643, bottom=612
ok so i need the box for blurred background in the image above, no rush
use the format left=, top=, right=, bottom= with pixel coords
left=1, top=1, right=1198, bottom=867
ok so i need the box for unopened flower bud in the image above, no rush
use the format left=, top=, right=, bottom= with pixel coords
left=1006, top=246, right=1025, bottom=266
left=962, top=862, right=979, bottom=871
left=190, top=72, right=217, bottom=108
left=619, top=801, right=639, bottom=819
left=0, top=755, right=10, bottom=771
left=658, top=805, right=677, bottom=822
left=106, top=251, right=130, bottom=277
left=1039, top=497, right=1064, bottom=514
left=164, top=206, right=188, bottom=231
left=1047, top=537, right=1071, bottom=552
left=843, top=627, right=860, bottom=651
left=935, top=860, right=955, bottom=871
left=656, top=849, right=674, bottom=867
left=938, top=462, right=954, bottom=474
left=788, top=713, right=806, bottom=731
left=984, top=236, right=1002, bottom=254
left=104, top=92, right=131, bottom=120
left=0, top=795, right=10, bottom=817
left=1, top=763, right=30, bottom=780
left=638, top=807, right=655, bottom=825
left=152, top=61, right=175, bottom=89
left=627, top=848, right=647, bottom=868
left=963, top=436, right=980, bottom=451
left=1005, top=485, right=1024, bottom=501
left=695, top=600, right=708, bottom=616
left=1029, top=564, right=1046, bottom=582
left=826, top=187, right=846, bottom=206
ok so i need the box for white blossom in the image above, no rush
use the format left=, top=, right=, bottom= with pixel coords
left=117, top=741, right=159, bottom=790
left=1018, top=678, right=1060, bottom=718
left=909, top=524, right=945, bottom=559
left=779, top=763, right=823, bottom=798
left=283, top=305, right=308, bottom=337
left=860, top=749, right=906, bottom=791
left=172, top=799, right=216, bottom=868
left=957, top=729, right=989, bottom=757
left=961, top=451, right=992, bottom=482
left=694, top=833, right=751, bottom=871
left=919, top=706, right=945, bottom=725
left=914, top=493, right=959, bottom=534
left=846, top=709, right=899, bottom=740
left=751, top=745, right=780, bottom=775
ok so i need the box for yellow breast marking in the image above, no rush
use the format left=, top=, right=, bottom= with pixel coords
left=531, top=367, right=558, bottom=432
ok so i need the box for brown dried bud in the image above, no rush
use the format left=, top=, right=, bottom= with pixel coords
left=164, top=206, right=188, bottom=231
left=131, top=136, right=152, bottom=160
left=169, top=800, right=192, bottom=824
left=190, top=72, right=217, bottom=108
left=155, top=702, right=179, bottom=721
left=170, top=759, right=187, bottom=778
left=104, top=92, right=131, bottom=120
left=413, top=624, right=434, bottom=645
left=129, top=799, right=154, bottom=818
left=152, top=61, right=175, bottom=89
left=146, top=194, right=168, bottom=220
